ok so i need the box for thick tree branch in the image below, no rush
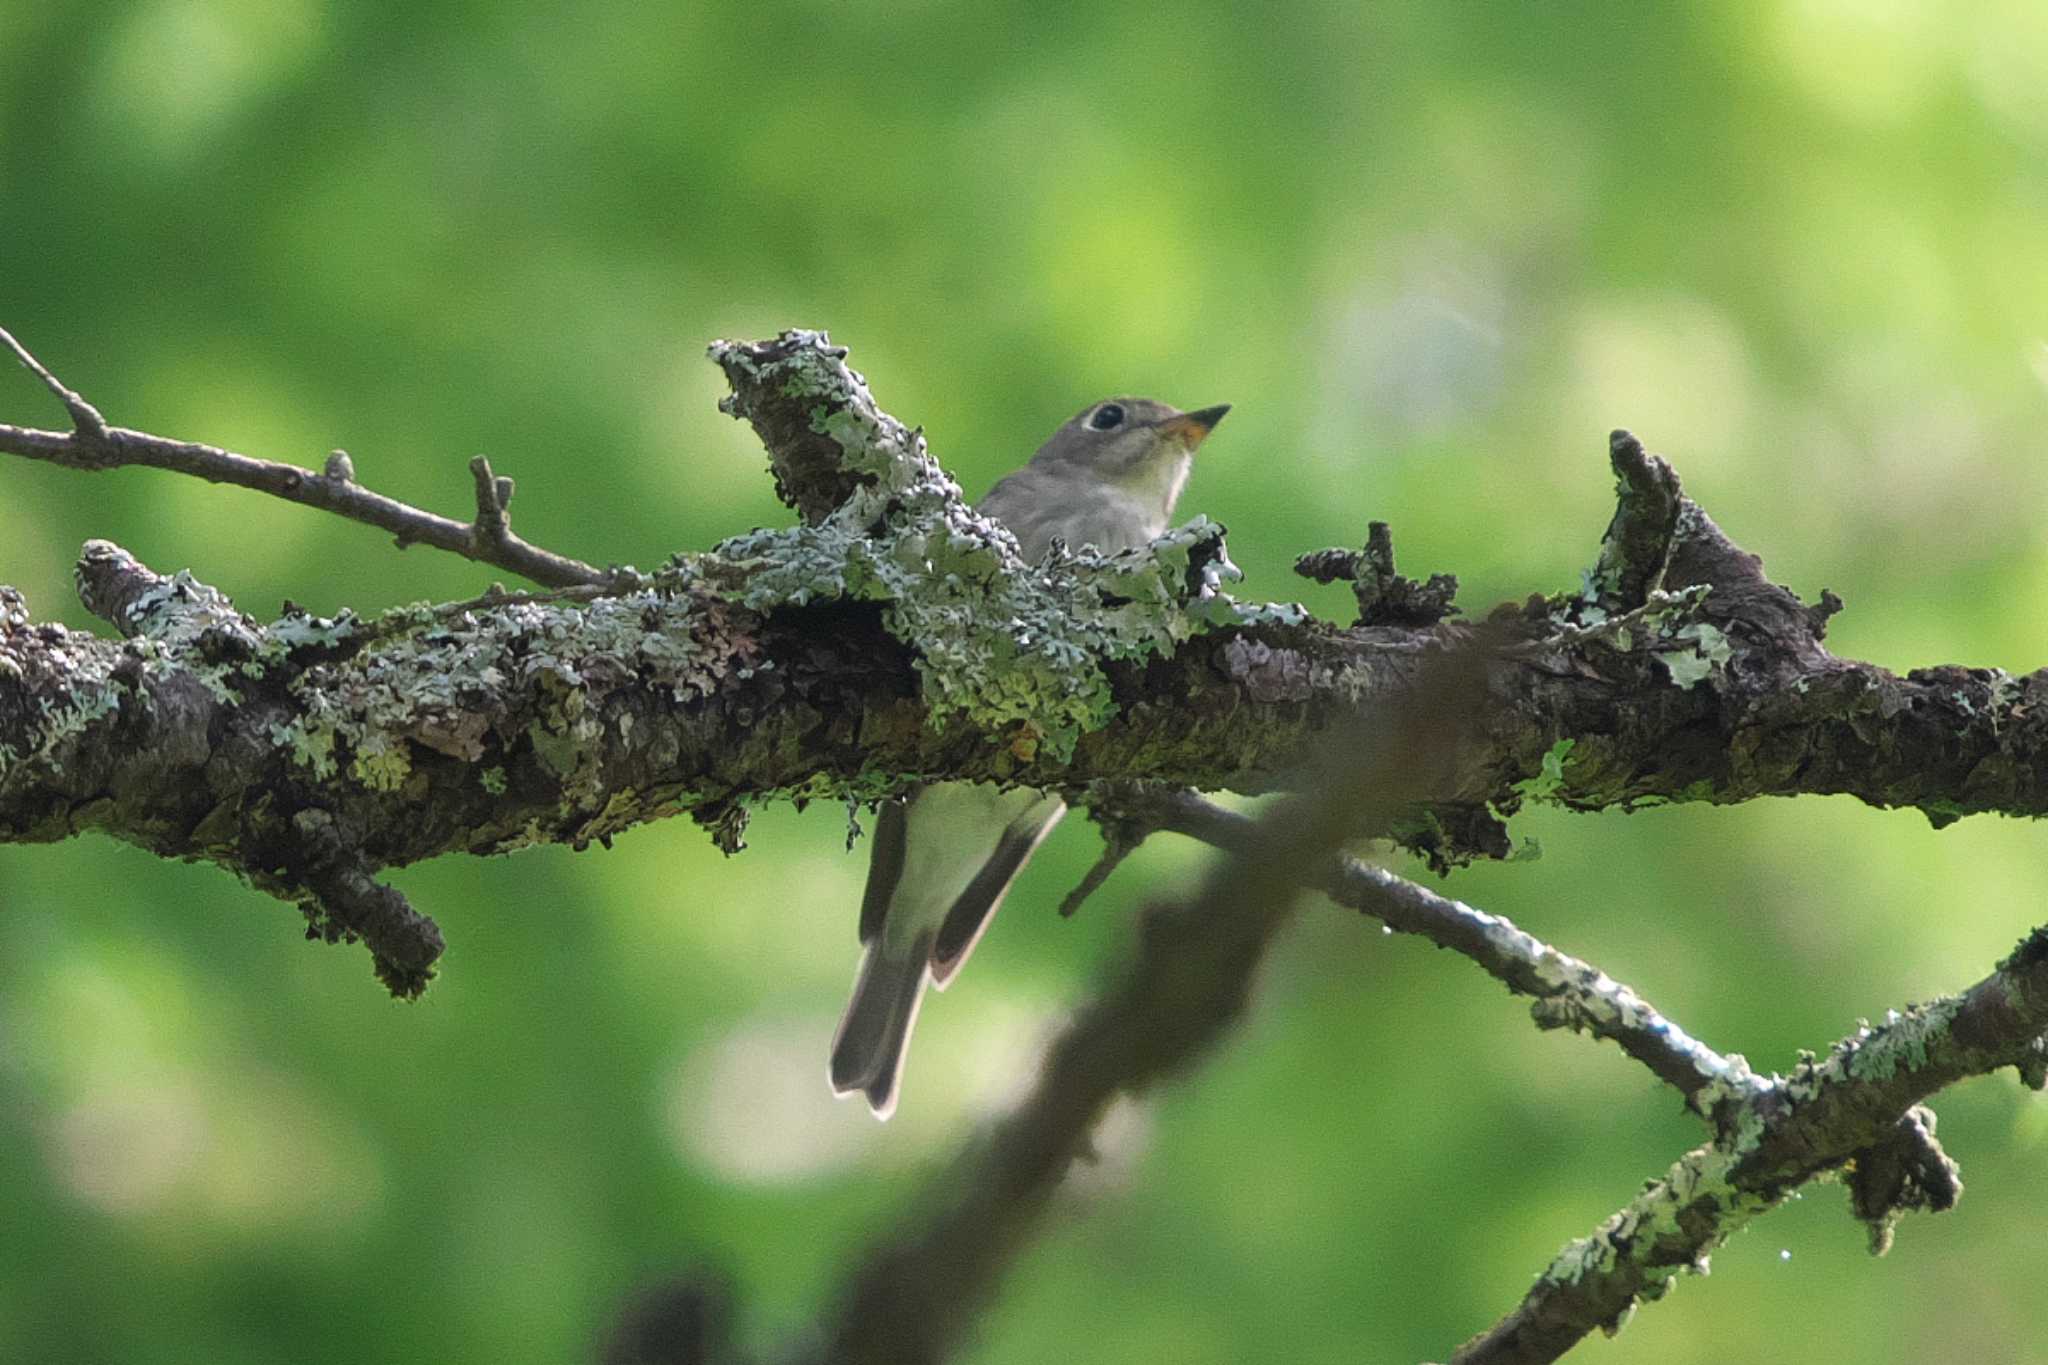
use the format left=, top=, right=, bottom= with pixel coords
left=7, top=326, right=2047, bottom=1362
left=0, top=325, right=622, bottom=589
left=6, top=330, right=2048, bottom=998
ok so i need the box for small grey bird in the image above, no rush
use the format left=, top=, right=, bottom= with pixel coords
left=829, top=397, right=1230, bottom=1118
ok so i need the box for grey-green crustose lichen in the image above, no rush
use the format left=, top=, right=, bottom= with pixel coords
left=259, top=586, right=755, bottom=825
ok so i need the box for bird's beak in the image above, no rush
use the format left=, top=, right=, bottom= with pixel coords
left=1157, top=403, right=1231, bottom=449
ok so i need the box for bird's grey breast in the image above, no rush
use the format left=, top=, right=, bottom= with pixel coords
left=977, top=466, right=1173, bottom=559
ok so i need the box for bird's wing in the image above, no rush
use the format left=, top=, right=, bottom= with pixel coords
left=856, top=794, right=911, bottom=945
left=929, top=791, right=1066, bottom=987
left=833, top=784, right=1062, bottom=1117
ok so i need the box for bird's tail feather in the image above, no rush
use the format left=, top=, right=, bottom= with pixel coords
left=827, top=933, right=933, bottom=1121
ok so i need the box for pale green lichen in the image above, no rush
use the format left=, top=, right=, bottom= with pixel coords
left=528, top=715, right=591, bottom=779
left=1544, top=1136, right=1778, bottom=1308
left=263, top=608, right=364, bottom=653
left=1549, top=579, right=1711, bottom=660
left=1515, top=738, right=1577, bottom=804
left=271, top=712, right=339, bottom=778
left=1657, top=622, right=1731, bottom=690
left=1538, top=988, right=1978, bottom=1327
left=2, top=686, right=124, bottom=785
left=349, top=732, right=414, bottom=792
left=116, top=569, right=241, bottom=638
left=1228, top=599, right=1312, bottom=628
left=692, top=489, right=1256, bottom=759
left=1988, top=671, right=2022, bottom=713
left=1842, top=997, right=1962, bottom=1083
left=3, top=570, right=259, bottom=783
left=4, top=569, right=273, bottom=784
left=261, top=586, right=744, bottom=806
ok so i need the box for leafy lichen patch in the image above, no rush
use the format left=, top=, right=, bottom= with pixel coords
left=703, top=329, right=1303, bottom=763
left=693, top=502, right=1261, bottom=760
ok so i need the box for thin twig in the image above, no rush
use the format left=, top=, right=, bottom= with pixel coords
left=1142, top=790, right=1760, bottom=1111
left=0, top=322, right=108, bottom=439
left=468, top=454, right=514, bottom=549
left=1054, top=793, right=1154, bottom=918
left=0, top=325, right=624, bottom=589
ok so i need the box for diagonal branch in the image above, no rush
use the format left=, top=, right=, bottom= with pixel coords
left=811, top=635, right=1500, bottom=1365
left=1138, top=789, right=1763, bottom=1109
left=0, top=324, right=623, bottom=589
left=1086, top=789, right=2044, bottom=1363
left=1052, top=775, right=2048, bottom=1362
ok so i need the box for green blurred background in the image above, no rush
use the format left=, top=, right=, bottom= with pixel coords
left=4, top=2, right=2047, bottom=1361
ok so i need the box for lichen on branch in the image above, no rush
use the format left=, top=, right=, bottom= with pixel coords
left=701, top=328, right=1305, bottom=760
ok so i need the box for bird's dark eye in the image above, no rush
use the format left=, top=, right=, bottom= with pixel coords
left=1088, top=403, right=1125, bottom=431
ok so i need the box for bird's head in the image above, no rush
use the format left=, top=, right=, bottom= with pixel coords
left=1031, top=398, right=1230, bottom=479
left=1026, top=398, right=1230, bottom=522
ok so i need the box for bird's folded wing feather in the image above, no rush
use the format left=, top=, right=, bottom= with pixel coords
left=858, top=784, right=1066, bottom=978
left=930, top=790, right=1066, bottom=985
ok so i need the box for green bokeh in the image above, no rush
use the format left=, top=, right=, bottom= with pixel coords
left=4, top=2, right=2046, bottom=1361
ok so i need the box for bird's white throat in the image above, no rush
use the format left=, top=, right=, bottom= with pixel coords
left=1112, top=449, right=1192, bottom=538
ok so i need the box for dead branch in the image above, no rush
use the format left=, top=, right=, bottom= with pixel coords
left=0, top=325, right=626, bottom=589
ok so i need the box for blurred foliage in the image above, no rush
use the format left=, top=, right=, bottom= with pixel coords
left=4, top=1, right=2047, bottom=1361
